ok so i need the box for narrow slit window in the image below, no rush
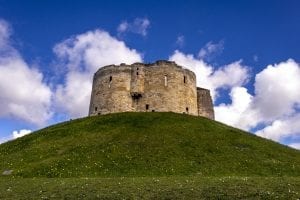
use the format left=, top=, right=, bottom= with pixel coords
left=146, top=104, right=149, bottom=110
left=164, top=75, right=168, bottom=86
left=109, top=76, right=112, bottom=88
left=95, top=107, right=98, bottom=111
left=184, top=76, right=186, bottom=83
left=136, top=72, right=139, bottom=75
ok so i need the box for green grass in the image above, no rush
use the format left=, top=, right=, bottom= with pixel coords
left=0, top=177, right=299, bottom=199
left=0, top=112, right=300, bottom=199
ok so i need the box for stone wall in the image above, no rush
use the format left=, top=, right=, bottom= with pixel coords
left=197, top=87, right=215, bottom=120
left=89, top=60, right=214, bottom=119
left=89, top=64, right=133, bottom=115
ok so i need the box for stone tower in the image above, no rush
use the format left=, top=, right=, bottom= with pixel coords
left=89, top=60, right=214, bottom=120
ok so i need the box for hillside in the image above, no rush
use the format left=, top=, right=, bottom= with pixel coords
left=0, top=112, right=299, bottom=178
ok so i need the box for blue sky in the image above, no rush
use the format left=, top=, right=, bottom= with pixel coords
left=0, top=0, right=300, bottom=149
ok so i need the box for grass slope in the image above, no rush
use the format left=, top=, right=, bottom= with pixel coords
left=0, top=112, right=299, bottom=178
left=1, top=177, right=300, bottom=199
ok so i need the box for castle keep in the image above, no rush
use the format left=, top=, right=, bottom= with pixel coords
left=89, top=60, right=214, bottom=119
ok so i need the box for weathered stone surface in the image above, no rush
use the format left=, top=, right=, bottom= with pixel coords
left=197, top=87, right=215, bottom=120
left=89, top=60, right=214, bottom=119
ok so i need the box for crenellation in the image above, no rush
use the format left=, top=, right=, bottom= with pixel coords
left=89, top=60, right=214, bottom=119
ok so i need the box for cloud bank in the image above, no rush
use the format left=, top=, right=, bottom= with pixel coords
left=0, top=19, right=52, bottom=126
left=170, top=50, right=300, bottom=148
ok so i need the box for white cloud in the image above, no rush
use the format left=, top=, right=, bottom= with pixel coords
left=0, top=19, right=52, bottom=126
left=214, top=59, right=300, bottom=142
left=0, top=19, right=11, bottom=48
left=117, top=22, right=128, bottom=33
left=198, top=40, right=224, bottom=60
left=255, top=114, right=300, bottom=142
left=53, top=29, right=142, bottom=118
left=288, top=143, right=300, bottom=150
left=170, top=48, right=300, bottom=145
left=253, top=59, right=300, bottom=121
left=12, top=129, right=32, bottom=139
left=169, top=50, right=249, bottom=100
left=117, top=18, right=150, bottom=36
left=176, top=35, right=185, bottom=47
left=253, top=55, right=258, bottom=62
left=0, top=135, right=11, bottom=144
left=214, top=87, right=253, bottom=129
left=210, top=61, right=250, bottom=92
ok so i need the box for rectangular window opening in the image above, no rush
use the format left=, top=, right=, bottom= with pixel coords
left=164, top=75, right=168, bottom=86
left=146, top=104, right=149, bottom=110
left=109, top=76, right=112, bottom=82
left=186, top=107, right=189, bottom=113
left=95, top=107, right=98, bottom=111
left=184, top=76, right=186, bottom=83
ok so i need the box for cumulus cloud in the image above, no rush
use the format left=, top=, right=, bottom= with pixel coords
left=214, top=59, right=300, bottom=143
left=255, top=113, right=300, bottom=142
left=169, top=50, right=249, bottom=99
left=0, top=19, right=52, bottom=126
left=198, top=40, right=224, bottom=61
left=214, top=87, right=253, bottom=129
left=53, top=29, right=142, bottom=118
left=170, top=48, right=300, bottom=145
left=117, top=18, right=150, bottom=36
left=253, top=59, right=300, bottom=121
left=12, top=129, right=32, bottom=139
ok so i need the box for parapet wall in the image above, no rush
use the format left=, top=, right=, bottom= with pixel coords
left=89, top=60, right=214, bottom=119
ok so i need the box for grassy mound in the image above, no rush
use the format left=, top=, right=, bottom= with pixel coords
left=0, top=112, right=299, bottom=178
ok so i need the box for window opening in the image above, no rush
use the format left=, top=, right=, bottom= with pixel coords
left=184, top=76, right=186, bottom=83
left=146, top=104, right=149, bottom=110
left=109, top=76, right=112, bottom=88
left=164, top=75, right=168, bottom=86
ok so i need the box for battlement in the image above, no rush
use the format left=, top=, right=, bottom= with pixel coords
left=89, top=61, right=214, bottom=119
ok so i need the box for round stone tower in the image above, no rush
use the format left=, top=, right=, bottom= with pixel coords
left=89, top=60, right=214, bottom=119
